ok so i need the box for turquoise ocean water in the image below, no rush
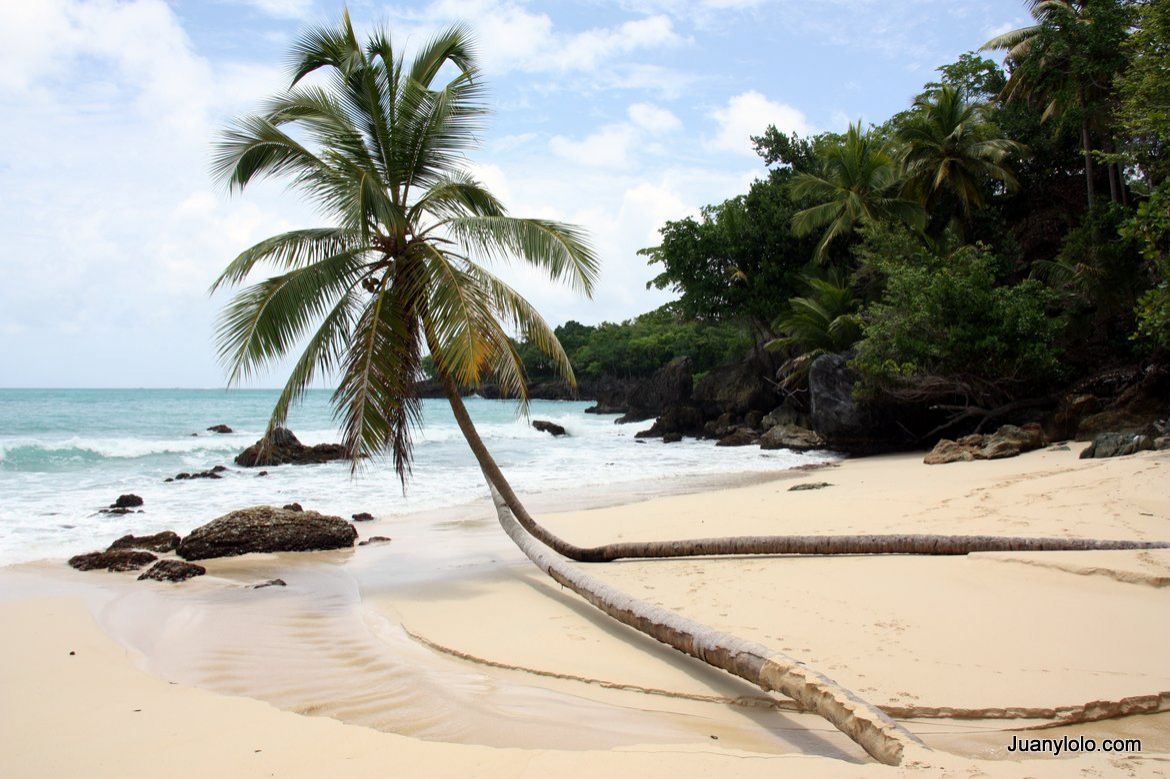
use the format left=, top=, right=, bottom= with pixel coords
left=0, top=389, right=827, bottom=564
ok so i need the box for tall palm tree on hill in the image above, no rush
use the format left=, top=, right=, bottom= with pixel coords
left=982, top=0, right=1132, bottom=206
left=897, top=86, right=1025, bottom=235
left=790, top=122, right=925, bottom=260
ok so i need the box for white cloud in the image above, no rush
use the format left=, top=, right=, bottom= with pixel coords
left=238, top=0, right=315, bottom=19
left=708, top=90, right=812, bottom=156
left=397, top=1, right=684, bottom=75
left=628, top=103, right=681, bottom=134
left=549, top=124, right=638, bottom=169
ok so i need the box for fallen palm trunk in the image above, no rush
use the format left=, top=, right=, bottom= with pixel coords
left=488, top=483, right=923, bottom=766
left=443, top=376, right=1170, bottom=563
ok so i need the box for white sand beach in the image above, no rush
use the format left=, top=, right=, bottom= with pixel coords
left=2, top=446, right=1168, bottom=777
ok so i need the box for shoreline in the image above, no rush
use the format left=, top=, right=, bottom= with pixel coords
left=2, top=447, right=1169, bottom=777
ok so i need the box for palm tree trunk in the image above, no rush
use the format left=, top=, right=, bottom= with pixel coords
left=440, top=375, right=1168, bottom=562
left=486, top=481, right=922, bottom=765
left=1078, top=88, right=1096, bottom=209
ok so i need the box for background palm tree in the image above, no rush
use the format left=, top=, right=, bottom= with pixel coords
left=791, top=122, right=925, bottom=260
left=982, top=0, right=1132, bottom=206
left=897, top=86, right=1025, bottom=235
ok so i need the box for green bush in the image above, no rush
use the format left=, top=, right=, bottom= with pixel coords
left=1124, top=183, right=1170, bottom=349
left=853, top=243, right=1064, bottom=399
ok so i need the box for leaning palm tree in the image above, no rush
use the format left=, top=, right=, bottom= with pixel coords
left=791, top=122, right=925, bottom=260
left=897, top=86, right=1025, bottom=234
left=213, top=12, right=1169, bottom=766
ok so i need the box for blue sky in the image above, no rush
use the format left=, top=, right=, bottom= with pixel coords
left=0, top=0, right=1028, bottom=387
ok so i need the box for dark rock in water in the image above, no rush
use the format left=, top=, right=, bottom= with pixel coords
left=1080, top=432, right=1156, bottom=459
left=69, top=550, right=157, bottom=572
left=532, top=420, right=567, bottom=437
left=283, top=503, right=303, bottom=512
left=137, top=560, right=205, bottom=582
left=100, top=507, right=136, bottom=515
left=359, top=536, right=392, bottom=546
left=352, top=512, right=374, bottom=522
left=716, top=428, right=757, bottom=447
left=693, top=361, right=775, bottom=418
left=177, top=506, right=358, bottom=561
left=759, top=424, right=826, bottom=451
left=169, top=466, right=225, bottom=481
left=268, top=426, right=300, bottom=447
left=235, top=426, right=349, bottom=467
left=112, top=494, right=144, bottom=509
left=257, top=471, right=268, bottom=477
left=616, top=357, right=694, bottom=424
left=635, top=404, right=705, bottom=439
left=207, top=424, right=233, bottom=434
left=662, top=432, right=682, bottom=444
left=107, top=531, right=180, bottom=553
left=925, top=424, right=1046, bottom=464
left=251, top=578, right=287, bottom=589
left=789, top=482, right=832, bottom=491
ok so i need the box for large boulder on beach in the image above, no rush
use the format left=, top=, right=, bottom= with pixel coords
left=924, top=424, right=1046, bottom=465
left=1080, top=432, right=1156, bottom=459
left=759, top=423, right=825, bottom=451
left=138, top=559, right=206, bottom=582
left=107, top=531, right=180, bottom=553
left=177, top=506, right=358, bottom=561
left=616, top=356, right=694, bottom=424
left=235, top=426, right=349, bottom=468
left=69, top=550, right=157, bottom=572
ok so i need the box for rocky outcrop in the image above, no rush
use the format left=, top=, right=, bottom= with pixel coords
left=166, top=465, right=227, bottom=482
left=235, top=427, right=348, bottom=468
left=692, top=360, right=776, bottom=418
left=634, top=404, right=705, bottom=439
left=1079, top=432, right=1157, bottom=459
left=616, top=357, right=694, bottom=424
left=924, top=424, right=1045, bottom=465
left=1045, top=362, right=1170, bottom=441
left=137, top=560, right=206, bottom=582
left=69, top=550, right=157, bottom=572
left=532, top=420, right=567, bottom=437
left=107, top=531, right=180, bottom=553
left=759, top=424, right=826, bottom=451
left=715, top=428, right=757, bottom=447
left=207, top=424, right=233, bottom=434
left=177, top=506, right=358, bottom=561
left=351, top=512, right=374, bottom=522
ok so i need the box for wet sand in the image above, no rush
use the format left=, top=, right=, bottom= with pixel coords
left=2, top=447, right=1169, bottom=776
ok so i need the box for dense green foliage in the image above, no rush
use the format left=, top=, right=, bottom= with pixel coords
left=632, top=0, right=1167, bottom=412
left=520, top=307, right=749, bottom=380
left=852, top=238, right=1063, bottom=401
